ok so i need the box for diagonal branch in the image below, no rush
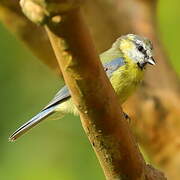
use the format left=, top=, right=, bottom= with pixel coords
left=1, top=0, right=179, bottom=179
left=19, top=0, right=166, bottom=179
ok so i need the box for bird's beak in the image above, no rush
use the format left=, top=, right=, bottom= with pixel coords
left=147, top=57, right=156, bottom=65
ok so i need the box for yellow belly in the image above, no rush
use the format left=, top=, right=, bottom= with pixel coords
left=55, top=98, right=79, bottom=116
left=54, top=60, right=144, bottom=117
left=110, top=61, right=144, bottom=104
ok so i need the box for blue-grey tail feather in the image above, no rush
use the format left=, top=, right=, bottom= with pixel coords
left=9, top=106, right=56, bottom=141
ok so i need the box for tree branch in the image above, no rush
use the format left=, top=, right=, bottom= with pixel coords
left=2, top=0, right=179, bottom=179
left=19, top=0, right=166, bottom=179
left=81, top=1, right=180, bottom=179
left=0, top=1, right=60, bottom=74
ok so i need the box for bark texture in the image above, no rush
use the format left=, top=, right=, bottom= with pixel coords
left=20, top=0, right=166, bottom=179
left=0, top=0, right=179, bottom=179
left=45, top=5, right=166, bottom=180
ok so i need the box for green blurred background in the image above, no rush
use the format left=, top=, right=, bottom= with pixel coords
left=0, top=1, right=180, bottom=180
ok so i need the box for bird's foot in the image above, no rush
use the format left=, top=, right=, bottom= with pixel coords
left=123, top=112, right=131, bottom=123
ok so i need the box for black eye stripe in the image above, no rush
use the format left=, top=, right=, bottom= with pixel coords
left=138, top=45, right=144, bottom=51
left=133, top=40, right=149, bottom=57
left=136, top=44, right=147, bottom=56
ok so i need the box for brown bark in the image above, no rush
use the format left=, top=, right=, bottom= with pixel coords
left=45, top=6, right=165, bottom=180
left=19, top=0, right=166, bottom=179
left=79, top=1, right=180, bottom=179
left=0, top=1, right=59, bottom=74
left=1, top=0, right=179, bottom=179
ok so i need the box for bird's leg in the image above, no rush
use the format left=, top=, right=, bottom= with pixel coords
left=123, top=112, right=131, bottom=123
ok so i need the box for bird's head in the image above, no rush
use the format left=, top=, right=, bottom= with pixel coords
left=113, top=34, right=155, bottom=69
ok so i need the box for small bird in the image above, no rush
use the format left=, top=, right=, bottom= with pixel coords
left=9, top=34, right=155, bottom=141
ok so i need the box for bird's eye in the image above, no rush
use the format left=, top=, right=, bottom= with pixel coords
left=137, top=45, right=144, bottom=52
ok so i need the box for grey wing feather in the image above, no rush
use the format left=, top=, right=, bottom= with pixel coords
left=43, top=85, right=71, bottom=110
left=9, top=57, right=125, bottom=141
left=43, top=57, right=125, bottom=110
left=9, top=106, right=55, bottom=141
left=9, top=87, right=71, bottom=141
left=103, top=57, right=125, bottom=78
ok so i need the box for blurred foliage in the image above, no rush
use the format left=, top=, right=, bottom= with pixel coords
left=0, top=1, right=180, bottom=180
left=158, top=0, right=180, bottom=74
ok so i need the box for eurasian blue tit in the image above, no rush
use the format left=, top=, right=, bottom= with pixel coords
left=9, top=34, right=155, bottom=141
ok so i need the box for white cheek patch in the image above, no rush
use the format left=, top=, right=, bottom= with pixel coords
left=126, top=47, right=144, bottom=63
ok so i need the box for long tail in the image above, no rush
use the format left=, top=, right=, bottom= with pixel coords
left=9, top=106, right=56, bottom=142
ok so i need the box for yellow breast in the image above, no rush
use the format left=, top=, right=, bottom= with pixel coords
left=55, top=59, right=144, bottom=117
left=110, top=59, right=144, bottom=104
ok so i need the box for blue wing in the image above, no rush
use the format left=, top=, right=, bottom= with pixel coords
left=44, top=57, right=125, bottom=110
left=9, top=57, right=125, bottom=141
left=103, top=57, right=125, bottom=78
left=9, top=106, right=55, bottom=141
left=43, top=86, right=70, bottom=110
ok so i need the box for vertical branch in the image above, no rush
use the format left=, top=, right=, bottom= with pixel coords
left=19, top=0, right=166, bottom=179
left=45, top=9, right=146, bottom=180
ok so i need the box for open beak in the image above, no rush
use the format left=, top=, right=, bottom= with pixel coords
left=147, top=57, right=156, bottom=65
